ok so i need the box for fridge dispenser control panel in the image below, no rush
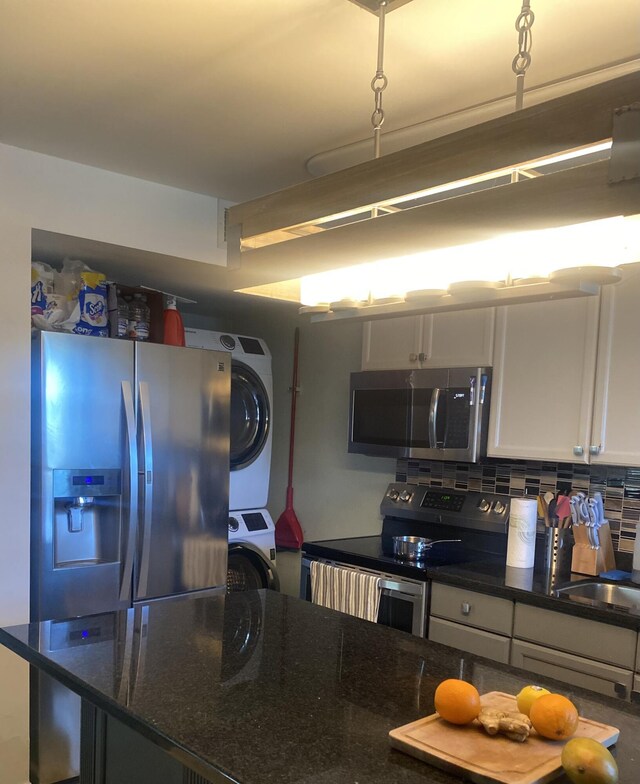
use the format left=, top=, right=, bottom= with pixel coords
left=53, top=469, right=122, bottom=497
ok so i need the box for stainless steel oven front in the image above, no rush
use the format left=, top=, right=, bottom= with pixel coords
left=300, top=556, right=427, bottom=637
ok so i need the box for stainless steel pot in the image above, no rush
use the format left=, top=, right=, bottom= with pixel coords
left=392, top=535, right=462, bottom=561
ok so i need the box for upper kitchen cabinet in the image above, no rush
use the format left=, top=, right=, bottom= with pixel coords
left=590, top=268, right=640, bottom=467
left=488, top=297, right=600, bottom=463
left=361, top=315, right=422, bottom=370
left=361, top=309, right=495, bottom=371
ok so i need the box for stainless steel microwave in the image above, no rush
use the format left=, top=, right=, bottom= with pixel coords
left=348, top=367, right=491, bottom=462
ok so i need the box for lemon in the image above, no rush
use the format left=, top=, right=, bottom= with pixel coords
left=516, top=684, right=551, bottom=716
left=561, top=737, right=618, bottom=784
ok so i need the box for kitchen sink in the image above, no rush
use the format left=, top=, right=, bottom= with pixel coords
left=555, top=581, right=640, bottom=612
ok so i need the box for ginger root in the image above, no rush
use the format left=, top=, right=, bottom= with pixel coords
left=477, top=708, right=531, bottom=742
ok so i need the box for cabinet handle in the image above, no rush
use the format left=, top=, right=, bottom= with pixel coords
left=631, top=690, right=640, bottom=705
left=418, top=352, right=426, bottom=363
left=461, top=602, right=471, bottom=616
left=589, top=444, right=601, bottom=456
left=614, top=682, right=628, bottom=699
left=573, top=446, right=584, bottom=457
left=409, top=353, right=418, bottom=362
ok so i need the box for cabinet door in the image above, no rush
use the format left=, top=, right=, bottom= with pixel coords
left=591, top=268, right=640, bottom=466
left=487, top=297, right=600, bottom=462
left=361, top=317, right=423, bottom=370
left=421, top=309, right=495, bottom=368
left=511, top=640, right=633, bottom=700
left=429, top=617, right=511, bottom=663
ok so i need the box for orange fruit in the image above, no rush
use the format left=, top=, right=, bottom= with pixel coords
left=434, top=679, right=481, bottom=725
left=529, top=693, right=579, bottom=740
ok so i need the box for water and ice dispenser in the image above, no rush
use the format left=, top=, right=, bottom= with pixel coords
left=53, top=469, right=122, bottom=568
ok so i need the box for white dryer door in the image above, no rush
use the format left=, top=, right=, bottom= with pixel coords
left=230, top=360, right=271, bottom=471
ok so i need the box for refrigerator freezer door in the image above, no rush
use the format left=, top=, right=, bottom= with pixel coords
left=134, top=343, right=230, bottom=601
left=31, top=332, right=134, bottom=622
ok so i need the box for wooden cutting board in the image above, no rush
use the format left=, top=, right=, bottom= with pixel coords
left=389, top=691, right=619, bottom=784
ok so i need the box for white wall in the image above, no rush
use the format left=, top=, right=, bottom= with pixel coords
left=0, top=213, right=31, bottom=783
left=0, top=142, right=223, bottom=265
left=0, top=144, right=221, bottom=783
left=295, top=320, right=396, bottom=541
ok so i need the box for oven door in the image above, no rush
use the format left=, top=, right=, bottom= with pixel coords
left=300, top=557, right=426, bottom=637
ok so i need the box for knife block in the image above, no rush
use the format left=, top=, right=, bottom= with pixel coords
left=571, top=522, right=616, bottom=576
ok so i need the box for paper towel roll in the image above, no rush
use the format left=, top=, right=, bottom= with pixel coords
left=506, top=497, right=538, bottom=569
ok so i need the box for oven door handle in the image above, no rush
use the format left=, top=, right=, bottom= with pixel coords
left=379, top=578, right=424, bottom=597
left=428, top=387, right=441, bottom=448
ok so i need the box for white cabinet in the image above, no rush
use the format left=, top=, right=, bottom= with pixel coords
left=362, top=309, right=495, bottom=371
left=361, top=316, right=422, bottom=370
left=590, top=268, right=640, bottom=467
left=487, top=297, right=600, bottom=463
left=489, top=270, right=640, bottom=466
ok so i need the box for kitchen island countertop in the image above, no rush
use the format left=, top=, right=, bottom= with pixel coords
left=2, top=590, right=640, bottom=783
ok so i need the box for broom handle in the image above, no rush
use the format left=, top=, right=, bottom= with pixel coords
left=287, top=327, right=300, bottom=490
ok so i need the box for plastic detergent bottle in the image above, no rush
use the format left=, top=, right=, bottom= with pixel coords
left=114, top=289, right=129, bottom=338
left=127, top=294, right=150, bottom=341
left=163, top=295, right=185, bottom=347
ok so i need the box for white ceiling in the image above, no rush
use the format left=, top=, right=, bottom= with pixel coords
left=1, top=0, right=639, bottom=203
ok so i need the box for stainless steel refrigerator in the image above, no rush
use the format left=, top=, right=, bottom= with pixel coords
left=30, top=330, right=230, bottom=784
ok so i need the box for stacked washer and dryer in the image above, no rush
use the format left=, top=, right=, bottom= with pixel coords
left=184, top=329, right=279, bottom=591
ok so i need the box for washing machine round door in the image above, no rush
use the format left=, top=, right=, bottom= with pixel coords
left=230, top=361, right=270, bottom=471
left=227, top=544, right=280, bottom=592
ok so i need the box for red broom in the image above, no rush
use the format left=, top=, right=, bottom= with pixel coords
left=275, top=327, right=304, bottom=549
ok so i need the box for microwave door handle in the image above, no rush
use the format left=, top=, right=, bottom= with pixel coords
left=429, top=388, right=440, bottom=448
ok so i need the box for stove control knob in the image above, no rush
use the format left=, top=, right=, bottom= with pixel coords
left=478, top=498, right=490, bottom=512
left=387, top=489, right=400, bottom=501
left=493, top=500, right=506, bottom=514
left=228, top=516, right=240, bottom=533
left=399, top=490, right=413, bottom=503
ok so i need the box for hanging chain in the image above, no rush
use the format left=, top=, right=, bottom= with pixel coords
left=510, top=0, right=535, bottom=186
left=511, top=0, right=535, bottom=112
left=371, top=0, right=388, bottom=159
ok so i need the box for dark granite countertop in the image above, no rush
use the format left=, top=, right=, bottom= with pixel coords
left=304, top=536, right=640, bottom=630
left=3, top=590, right=640, bottom=783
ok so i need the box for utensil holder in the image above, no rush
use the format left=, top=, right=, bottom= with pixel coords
left=543, top=528, right=572, bottom=585
left=570, top=522, right=616, bottom=576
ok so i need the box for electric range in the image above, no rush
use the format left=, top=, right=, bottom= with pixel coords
left=304, top=482, right=509, bottom=577
left=301, top=483, right=510, bottom=636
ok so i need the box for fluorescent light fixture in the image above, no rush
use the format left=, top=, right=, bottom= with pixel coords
left=229, top=72, right=640, bottom=315
left=241, top=141, right=613, bottom=253
left=296, top=216, right=640, bottom=307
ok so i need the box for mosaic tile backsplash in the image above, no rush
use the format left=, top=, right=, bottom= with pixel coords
left=396, top=458, right=640, bottom=554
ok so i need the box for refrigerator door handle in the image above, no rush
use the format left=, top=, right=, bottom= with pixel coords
left=137, top=381, right=154, bottom=598
left=120, top=381, right=138, bottom=603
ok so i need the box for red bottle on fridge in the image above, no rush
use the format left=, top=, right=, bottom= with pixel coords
left=163, top=295, right=185, bottom=346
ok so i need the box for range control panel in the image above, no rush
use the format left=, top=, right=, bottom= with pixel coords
left=380, top=483, right=509, bottom=534
left=421, top=491, right=465, bottom=512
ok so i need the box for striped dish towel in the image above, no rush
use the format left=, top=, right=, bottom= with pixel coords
left=310, top=561, right=381, bottom=623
